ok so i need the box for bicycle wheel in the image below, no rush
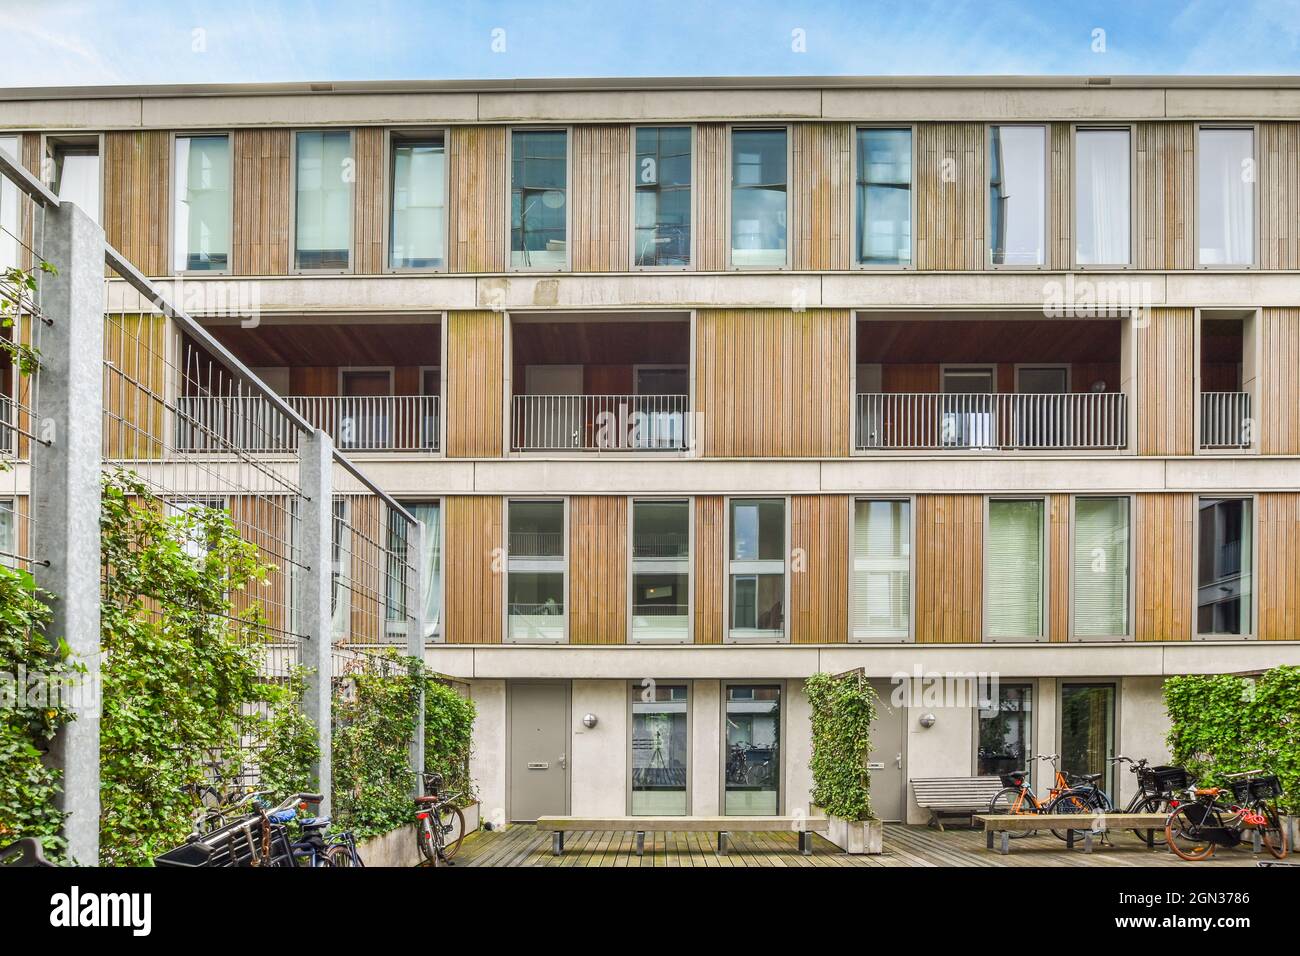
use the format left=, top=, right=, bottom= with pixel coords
left=987, top=787, right=1038, bottom=838
left=1047, top=789, right=1104, bottom=842
left=326, top=844, right=355, bottom=868
left=1165, top=803, right=1219, bottom=861
left=1260, top=804, right=1289, bottom=860
left=1129, top=794, right=1171, bottom=846
left=436, top=805, right=468, bottom=860
left=417, top=815, right=440, bottom=866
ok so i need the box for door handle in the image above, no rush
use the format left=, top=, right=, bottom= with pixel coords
left=895, top=752, right=903, bottom=769
left=559, top=752, right=567, bottom=770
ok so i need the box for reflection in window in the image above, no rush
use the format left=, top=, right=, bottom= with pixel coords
left=50, top=142, right=100, bottom=225
left=728, top=498, right=784, bottom=637
left=1198, top=128, right=1254, bottom=266
left=1197, top=497, right=1252, bottom=636
left=977, top=683, right=1033, bottom=779
left=731, top=128, right=787, bottom=267
left=389, top=134, right=446, bottom=269
left=0, top=137, right=20, bottom=271
left=988, top=125, right=1046, bottom=266
left=507, top=499, right=565, bottom=641
left=634, top=127, right=691, bottom=267
left=1061, top=683, right=1116, bottom=795
left=631, top=499, right=689, bottom=642
left=1072, top=497, right=1130, bottom=638
left=856, top=128, right=912, bottom=266
left=852, top=499, right=910, bottom=640
left=986, top=499, right=1045, bottom=640
left=631, top=683, right=688, bottom=814
left=511, top=129, right=567, bottom=269
left=0, top=498, right=15, bottom=569
left=174, top=135, right=229, bottom=272
left=1074, top=128, right=1130, bottom=265
left=295, top=130, right=352, bottom=270
left=395, top=501, right=441, bottom=639
left=725, top=684, right=780, bottom=815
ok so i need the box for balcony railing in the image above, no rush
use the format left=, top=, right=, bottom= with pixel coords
left=512, top=394, right=689, bottom=452
left=176, top=395, right=440, bottom=453
left=855, top=392, right=1127, bottom=451
left=1200, top=391, right=1251, bottom=449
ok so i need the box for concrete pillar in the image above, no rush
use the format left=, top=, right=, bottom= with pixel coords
left=297, top=430, right=333, bottom=813
left=35, top=201, right=105, bottom=865
left=407, top=518, right=425, bottom=790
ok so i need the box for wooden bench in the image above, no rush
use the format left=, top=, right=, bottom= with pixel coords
left=536, top=815, right=830, bottom=856
left=975, top=812, right=1169, bottom=854
left=911, top=777, right=1007, bottom=830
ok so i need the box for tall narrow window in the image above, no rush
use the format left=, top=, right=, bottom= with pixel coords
left=728, top=498, right=785, bottom=639
left=173, top=135, right=230, bottom=272
left=1060, top=683, right=1116, bottom=795
left=331, top=499, right=351, bottom=640
left=730, top=128, right=787, bottom=267
left=630, top=499, right=690, bottom=642
left=852, top=498, right=910, bottom=641
left=630, top=683, right=688, bottom=815
left=1197, top=497, right=1252, bottom=636
left=988, top=125, right=1046, bottom=266
left=507, top=499, right=566, bottom=642
left=1072, top=497, right=1130, bottom=638
left=49, top=140, right=100, bottom=225
left=403, top=501, right=442, bottom=640
left=976, top=683, right=1033, bottom=778
left=0, top=136, right=21, bottom=271
left=634, top=127, right=691, bottom=267
left=1075, top=128, right=1130, bottom=266
left=1198, top=127, right=1255, bottom=266
left=0, top=498, right=15, bottom=569
left=856, top=128, right=912, bottom=266
left=389, top=133, right=446, bottom=269
left=724, top=684, right=781, bottom=815
left=510, top=129, right=567, bottom=269
left=294, top=130, right=352, bottom=270
left=986, top=499, right=1045, bottom=640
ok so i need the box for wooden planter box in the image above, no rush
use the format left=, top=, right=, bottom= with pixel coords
left=824, top=815, right=883, bottom=855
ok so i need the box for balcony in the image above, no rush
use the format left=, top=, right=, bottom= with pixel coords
left=1199, top=315, right=1252, bottom=451
left=1200, top=391, right=1251, bottom=450
left=177, top=394, right=439, bottom=453
left=511, top=393, right=688, bottom=451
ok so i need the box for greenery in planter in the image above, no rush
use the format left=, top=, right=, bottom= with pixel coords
left=1164, top=666, right=1300, bottom=813
left=424, top=678, right=476, bottom=803
left=805, top=670, right=878, bottom=821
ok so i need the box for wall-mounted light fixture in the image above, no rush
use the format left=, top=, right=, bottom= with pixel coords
left=582, top=713, right=598, bottom=729
left=919, top=713, right=937, bottom=728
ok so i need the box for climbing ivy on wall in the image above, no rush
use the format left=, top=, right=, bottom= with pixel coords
left=805, top=670, right=878, bottom=821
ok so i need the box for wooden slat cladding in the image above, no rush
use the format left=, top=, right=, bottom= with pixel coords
left=697, top=308, right=851, bottom=457
left=694, top=123, right=729, bottom=271
left=791, top=123, right=851, bottom=271
left=568, top=496, right=627, bottom=644
left=102, top=314, right=167, bottom=460
left=446, top=310, right=503, bottom=457
left=693, top=496, right=725, bottom=644
left=1259, top=308, right=1300, bottom=455
left=1135, top=122, right=1195, bottom=271
left=1049, top=124, right=1072, bottom=270
left=1259, top=123, right=1300, bottom=270
left=352, top=127, right=385, bottom=274
left=232, top=128, right=291, bottom=275
left=570, top=125, right=631, bottom=271
left=227, top=495, right=288, bottom=638
left=19, top=133, right=41, bottom=270
left=915, top=123, right=985, bottom=270
left=104, top=131, right=169, bottom=276
left=344, top=495, right=383, bottom=643
left=790, top=494, right=848, bottom=644
left=1258, top=493, right=1300, bottom=641
left=444, top=496, right=503, bottom=644
left=448, top=126, right=507, bottom=273
left=1136, top=308, right=1195, bottom=456
left=1134, top=493, right=1194, bottom=642
left=914, top=494, right=983, bottom=644
left=1048, top=493, right=1070, bottom=642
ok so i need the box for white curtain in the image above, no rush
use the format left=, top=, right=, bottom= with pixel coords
left=0, top=498, right=14, bottom=569
left=0, top=137, right=19, bottom=272
left=173, top=136, right=230, bottom=270
left=408, top=503, right=441, bottom=638
left=1072, top=497, right=1130, bottom=637
left=1198, top=129, right=1254, bottom=265
left=296, top=131, right=352, bottom=258
left=852, top=499, right=910, bottom=640
left=986, top=500, right=1044, bottom=639
left=1076, top=129, right=1130, bottom=265
left=390, top=144, right=445, bottom=266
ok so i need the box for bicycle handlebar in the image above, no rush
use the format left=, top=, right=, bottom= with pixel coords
left=267, top=792, right=324, bottom=813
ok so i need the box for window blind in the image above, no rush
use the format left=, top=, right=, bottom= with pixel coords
left=852, top=499, right=910, bottom=640
left=1072, top=497, right=1130, bottom=637
left=986, top=499, right=1044, bottom=639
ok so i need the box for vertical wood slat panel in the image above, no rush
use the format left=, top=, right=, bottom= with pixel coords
left=227, top=495, right=287, bottom=637
left=1137, top=307, right=1195, bottom=456
left=1258, top=493, right=1300, bottom=641
left=445, top=310, right=503, bottom=457
left=915, top=123, right=985, bottom=271
left=914, top=494, right=983, bottom=644
left=789, top=494, right=848, bottom=644
left=352, top=127, right=385, bottom=274
left=104, top=131, right=169, bottom=276
left=448, top=126, right=507, bottom=273
left=791, top=123, right=852, bottom=271
left=1259, top=123, right=1300, bottom=270
left=232, top=128, right=291, bottom=275
left=694, top=123, right=729, bottom=271
left=697, top=309, right=850, bottom=457
left=1048, top=493, right=1071, bottom=642
left=19, top=133, right=42, bottom=271
left=1134, top=493, right=1194, bottom=642
left=1049, top=123, right=1072, bottom=270
left=570, top=125, right=631, bottom=272
left=693, top=495, right=725, bottom=644
left=444, top=496, right=503, bottom=644
left=1259, top=308, right=1300, bottom=455
left=568, top=496, right=627, bottom=644
left=102, top=314, right=167, bottom=459
left=1135, top=122, right=1195, bottom=271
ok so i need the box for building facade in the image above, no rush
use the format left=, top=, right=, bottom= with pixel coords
left=5, top=75, right=1300, bottom=825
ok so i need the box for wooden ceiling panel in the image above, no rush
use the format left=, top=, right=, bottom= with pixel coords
left=856, top=319, right=1122, bottom=364
left=197, top=322, right=442, bottom=368
left=512, top=320, right=689, bottom=366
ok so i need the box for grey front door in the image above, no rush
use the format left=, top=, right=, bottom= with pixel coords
left=867, top=679, right=906, bottom=822
left=509, top=681, right=569, bottom=821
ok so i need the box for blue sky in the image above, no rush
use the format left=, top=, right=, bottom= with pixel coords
left=2, top=0, right=1299, bottom=87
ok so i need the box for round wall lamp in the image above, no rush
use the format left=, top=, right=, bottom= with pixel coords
left=919, top=713, right=937, bottom=729
left=582, top=713, right=598, bottom=729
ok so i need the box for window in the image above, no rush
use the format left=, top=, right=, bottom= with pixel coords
left=977, top=683, right=1033, bottom=778
left=634, top=127, right=691, bottom=267
left=986, top=499, right=1045, bottom=641
left=856, top=128, right=912, bottom=266
left=0, top=136, right=20, bottom=271
left=510, top=129, right=567, bottom=269
left=396, top=502, right=441, bottom=640
left=507, top=499, right=565, bottom=642
left=988, top=125, right=1046, bottom=266
left=1060, top=683, right=1116, bottom=795
left=724, top=684, right=781, bottom=815
left=630, top=682, right=688, bottom=814
left=1074, top=128, right=1130, bottom=266
left=0, top=498, right=15, bottom=569
left=389, top=132, right=446, bottom=269
left=630, top=499, right=690, bottom=642
left=1198, top=127, right=1255, bottom=266
left=728, top=498, right=785, bottom=639
left=331, top=499, right=351, bottom=640
left=730, top=128, right=787, bottom=267
left=173, top=135, right=230, bottom=272
left=852, top=499, right=910, bottom=641
left=294, top=130, right=352, bottom=270
left=49, top=139, right=100, bottom=224
left=1072, top=497, right=1130, bottom=639
left=1197, top=497, right=1252, bottom=636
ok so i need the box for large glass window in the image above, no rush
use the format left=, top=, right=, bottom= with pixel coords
left=404, top=502, right=442, bottom=639
left=634, top=127, right=691, bottom=267
left=730, top=128, right=787, bottom=267
left=631, top=682, right=689, bottom=814
left=1060, top=683, right=1116, bottom=796
left=331, top=499, right=351, bottom=640
left=1198, top=127, right=1255, bottom=266
left=988, top=125, right=1046, bottom=266
left=724, top=684, right=781, bottom=815
left=294, top=130, right=352, bottom=270
left=1075, top=127, right=1130, bottom=265
left=856, top=128, right=912, bottom=266
left=389, top=133, right=445, bottom=269
left=173, top=135, right=230, bottom=272
left=0, top=136, right=20, bottom=271
left=977, top=683, right=1033, bottom=779
left=1197, top=497, right=1252, bottom=636
left=986, top=499, right=1045, bottom=640
left=507, top=499, right=565, bottom=642
left=0, top=498, right=15, bottom=569
left=510, top=129, right=567, bottom=269
left=728, top=498, right=785, bottom=638
left=852, top=499, right=910, bottom=641
left=1072, top=497, right=1130, bottom=639
left=50, top=141, right=100, bottom=225
left=631, top=499, right=689, bottom=642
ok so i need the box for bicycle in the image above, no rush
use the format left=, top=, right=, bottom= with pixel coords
left=986, top=753, right=1110, bottom=841
left=287, top=809, right=366, bottom=867
left=1165, top=771, right=1289, bottom=862
left=411, top=770, right=467, bottom=866
left=1109, top=755, right=1188, bottom=845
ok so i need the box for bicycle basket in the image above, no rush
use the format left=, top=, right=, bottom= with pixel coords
left=999, top=772, right=1026, bottom=787
left=1149, top=766, right=1190, bottom=793
left=1249, top=775, right=1283, bottom=801
left=154, top=838, right=215, bottom=868
left=1230, top=778, right=1254, bottom=803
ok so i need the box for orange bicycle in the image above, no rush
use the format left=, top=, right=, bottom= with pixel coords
left=987, top=753, right=1111, bottom=841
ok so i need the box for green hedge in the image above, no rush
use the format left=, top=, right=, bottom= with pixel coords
left=424, top=679, right=476, bottom=803
left=805, top=671, right=877, bottom=821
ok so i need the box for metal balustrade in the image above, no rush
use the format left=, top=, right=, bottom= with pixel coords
left=855, top=392, right=1127, bottom=451
left=1200, top=391, right=1252, bottom=449
left=512, top=393, right=689, bottom=451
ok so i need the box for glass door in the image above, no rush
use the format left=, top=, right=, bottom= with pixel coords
left=723, top=684, right=781, bottom=814
left=941, top=367, right=995, bottom=448
left=1060, top=683, right=1116, bottom=797
left=630, top=683, right=689, bottom=814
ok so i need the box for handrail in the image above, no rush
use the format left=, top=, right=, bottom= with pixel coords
left=0, top=148, right=60, bottom=207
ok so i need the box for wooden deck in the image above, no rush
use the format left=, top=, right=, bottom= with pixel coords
left=451, top=823, right=1261, bottom=867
